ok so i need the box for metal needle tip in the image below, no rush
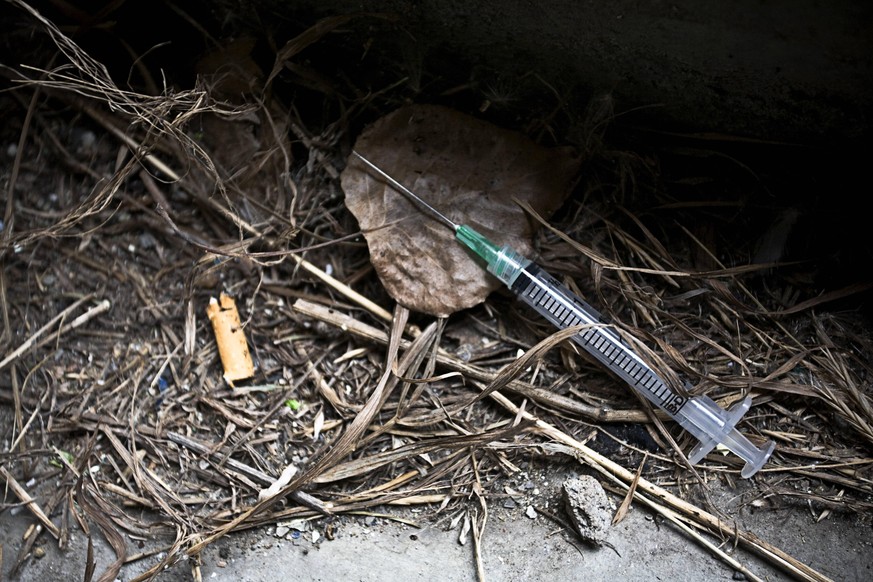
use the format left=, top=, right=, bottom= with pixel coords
left=351, top=150, right=458, bottom=231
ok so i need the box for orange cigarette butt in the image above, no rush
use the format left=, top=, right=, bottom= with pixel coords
left=206, top=293, right=255, bottom=384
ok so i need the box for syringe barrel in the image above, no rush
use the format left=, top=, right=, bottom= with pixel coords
left=505, top=259, right=689, bottom=416
left=493, top=251, right=774, bottom=476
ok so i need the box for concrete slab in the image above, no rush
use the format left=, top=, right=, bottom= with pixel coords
left=3, top=473, right=870, bottom=581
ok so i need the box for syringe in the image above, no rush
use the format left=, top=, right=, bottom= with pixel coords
left=351, top=150, right=775, bottom=477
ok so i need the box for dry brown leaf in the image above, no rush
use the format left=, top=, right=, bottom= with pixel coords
left=342, top=104, right=582, bottom=316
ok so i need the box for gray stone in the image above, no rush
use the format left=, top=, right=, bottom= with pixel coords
left=562, top=475, right=614, bottom=546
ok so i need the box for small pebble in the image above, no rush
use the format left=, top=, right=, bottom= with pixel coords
left=217, top=560, right=227, bottom=568
left=34, top=547, right=46, bottom=559
left=525, top=506, right=538, bottom=519
left=562, top=475, right=614, bottom=546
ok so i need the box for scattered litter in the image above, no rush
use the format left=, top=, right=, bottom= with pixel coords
left=155, top=376, right=169, bottom=408
left=279, top=519, right=309, bottom=532
left=312, top=409, right=324, bottom=440
left=206, top=293, right=255, bottom=384
left=1, top=8, right=870, bottom=582
left=458, top=513, right=472, bottom=545
left=258, top=463, right=298, bottom=502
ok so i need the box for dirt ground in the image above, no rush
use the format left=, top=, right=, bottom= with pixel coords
left=3, top=461, right=871, bottom=581
left=2, top=2, right=873, bottom=582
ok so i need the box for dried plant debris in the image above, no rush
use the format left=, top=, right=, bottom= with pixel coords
left=191, top=36, right=293, bottom=223
left=2, top=3, right=873, bottom=582
left=341, top=104, right=582, bottom=316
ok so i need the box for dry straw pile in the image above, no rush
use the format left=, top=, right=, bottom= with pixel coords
left=1, top=2, right=871, bottom=581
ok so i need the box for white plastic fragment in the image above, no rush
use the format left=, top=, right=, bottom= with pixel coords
left=258, top=463, right=298, bottom=502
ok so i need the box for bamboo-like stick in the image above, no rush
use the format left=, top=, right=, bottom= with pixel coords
left=292, top=300, right=834, bottom=582
left=292, top=298, right=647, bottom=423
left=0, top=466, right=60, bottom=539
left=289, top=254, right=393, bottom=322
left=0, top=295, right=98, bottom=371
left=165, top=431, right=330, bottom=515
